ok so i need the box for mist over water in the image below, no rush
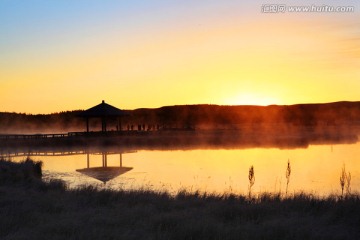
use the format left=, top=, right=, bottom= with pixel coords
left=1, top=102, right=360, bottom=195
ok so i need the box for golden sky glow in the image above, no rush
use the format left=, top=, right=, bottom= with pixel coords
left=0, top=1, right=359, bottom=113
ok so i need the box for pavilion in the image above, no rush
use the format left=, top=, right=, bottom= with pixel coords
left=76, top=167, right=133, bottom=184
left=79, top=100, right=128, bottom=132
left=76, top=151, right=133, bottom=184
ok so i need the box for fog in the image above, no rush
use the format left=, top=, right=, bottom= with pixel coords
left=0, top=102, right=359, bottom=146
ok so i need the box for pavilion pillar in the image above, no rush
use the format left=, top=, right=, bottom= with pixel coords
left=103, top=153, right=107, bottom=167
left=120, top=153, right=123, bottom=167
left=101, top=118, right=107, bottom=132
left=86, top=118, right=89, bottom=132
left=118, top=117, right=122, bottom=132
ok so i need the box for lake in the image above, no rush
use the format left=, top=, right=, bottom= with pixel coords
left=5, top=141, right=360, bottom=196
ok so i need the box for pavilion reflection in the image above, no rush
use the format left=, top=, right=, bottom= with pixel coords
left=0, top=147, right=135, bottom=184
left=76, top=151, right=133, bottom=184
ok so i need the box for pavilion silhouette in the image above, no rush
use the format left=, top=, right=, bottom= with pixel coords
left=79, top=100, right=128, bottom=132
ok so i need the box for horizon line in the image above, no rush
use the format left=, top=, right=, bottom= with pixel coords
left=1, top=100, right=360, bottom=115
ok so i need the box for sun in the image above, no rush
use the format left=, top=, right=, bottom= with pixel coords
left=223, top=93, right=280, bottom=106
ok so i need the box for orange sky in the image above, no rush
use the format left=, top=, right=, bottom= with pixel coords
left=0, top=1, right=359, bottom=113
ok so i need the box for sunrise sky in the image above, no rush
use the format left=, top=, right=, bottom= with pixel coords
left=1, top=0, right=359, bottom=114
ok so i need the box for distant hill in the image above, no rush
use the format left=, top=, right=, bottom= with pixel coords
left=1, top=102, right=360, bottom=134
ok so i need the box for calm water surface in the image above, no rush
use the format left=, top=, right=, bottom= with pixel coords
left=9, top=142, right=360, bottom=195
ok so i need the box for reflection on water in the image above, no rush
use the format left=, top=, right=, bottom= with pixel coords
left=3, top=142, right=360, bottom=196
left=76, top=152, right=133, bottom=184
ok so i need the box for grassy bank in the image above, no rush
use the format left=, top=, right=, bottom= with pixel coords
left=1, top=159, right=360, bottom=240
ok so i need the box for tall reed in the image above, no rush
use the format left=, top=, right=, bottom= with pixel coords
left=248, top=165, right=255, bottom=198
left=285, top=159, right=291, bottom=196
left=340, top=164, right=351, bottom=198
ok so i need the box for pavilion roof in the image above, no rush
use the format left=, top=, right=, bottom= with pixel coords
left=79, top=100, right=128, bottom=117
left=76, top=166, right=133, bottom=183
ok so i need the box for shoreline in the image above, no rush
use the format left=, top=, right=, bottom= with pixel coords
left=0, top=128, right=358, bottom=154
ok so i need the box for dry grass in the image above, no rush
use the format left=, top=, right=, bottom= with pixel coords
left=1, top=159, right=360, bottom=240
